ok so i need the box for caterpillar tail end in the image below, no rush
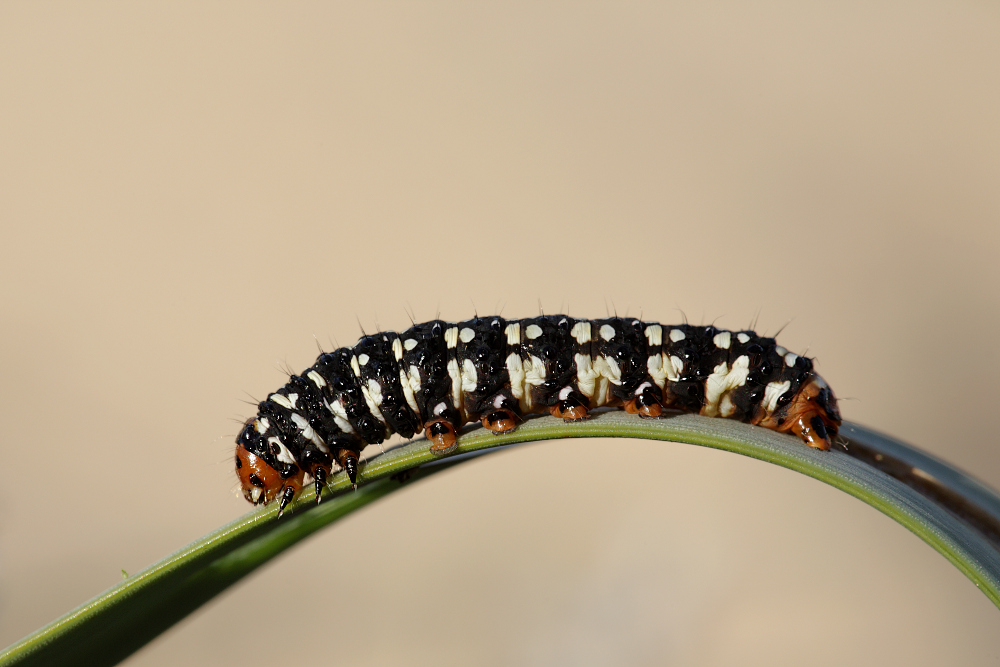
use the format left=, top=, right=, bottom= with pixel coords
left=773, top=375, right=841, bottom=451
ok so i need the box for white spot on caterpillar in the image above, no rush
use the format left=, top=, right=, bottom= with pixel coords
left=599, top=324, right=616, bottom=341
left=668, top=355, right=684, bottom=381
left=634, top=381, right=652, bottom=396
left=558, top=317, right=568, bottom=326
left=267, top=436, right=297, bottom=465
left=433, top=401, right=448, bottom=416
left=713, top=331, right=731, bottom=349
left=702, top=355, right=750, bottom=417
left=558, top=386, right=573, bottom=400
left=392, top=338, right=403, bottom=361
left=785, top=353, right=799, bottom=368
left=254, top=417, right=270, bottom=433
left=325, top=398, right=356, bottom=434
left=574, top=353, right=598, bottom=399
left=287, top=393, right=298, bottom=409
left=571, top=321, right=591, bottom=345
left=291, top=412, right=329, bottom=453
left=775, top=346, right=788, bottom=357
left=762, top=380, right=792, bottom=414
left=460, top=327, right=475, bottom=344
left=447, top=358, right=464, bottom=418
left=269, top=393, right=293, bottom=410
left=669, top=329, right=686, bottom=343
left=525, top=324, right=543, bottom=339
left=506, top=353, right=525, bottom=401
left=249, top=487, right=263, bottom=504
left=644, top=325, right=662, bottom=347
left=400, top=368, right=419, bottom=413
left=737, top=333, right=750, bottom=344
left=358, top=353, right=370, bottom=366
left=493, top=394, right=507, bottom=408
left=461, top=358, right=478, bottom=393
left=505, top=323, right=521, bottom=345
left=404, top=338, right=418, bottom=351
left=647, top=354, right=667, bottom=388
left=307, top=370, right=327, bottom=388
left=445, top=327, right=459, bottom=349
left=361, top=379, right=386, bottom=423
left=522, top=355, right=547, bottom=410
left=350, top=356, right=361, bottom=377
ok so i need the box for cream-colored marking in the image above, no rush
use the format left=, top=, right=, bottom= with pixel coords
left=522, top=355, right=547, bottom=410
left=392, top=338, right=403, bottom=361
left=644, top=324, right=662, bottom=347
left=307, top=370, right=327, bottom=388
left=267, top=436, right=297, bottom=465
left=350, top=356, right=361, bottom=377
left=361, top=379, right=386, bottom=423
left=558, top=386, right=573, bottom=401
left=461, top=358, right=479, bottom=394
left=287, top=393, right=298, bottom=409
left=460, top=327, right=475, bottom=344
left=254, top=417, right=270, bottom=433
left=737, top=333, right=750, bottom=344
left=399, top=368, right=420, bottom=413
left=506, top=353, right=525, bottom=401
left=525, top=324, right=543, bottom=339
left=713, top=331, right=731, bottom=349
left=599, top=324, right=616, bottom=341
left=634, top=381, right=652, bottom=396
left=559, top=318, right=568, bottom=327
left=669, top=329, right=686, bottom=343
left=493, top=394, right=507, bottom=408
left=775, top=346, right=788, bottom=357
left=291, top=413, right=329, bottom=452
left=404, top=338, right=418, bottom=351
left=784, top=353, right=799, bottom=368
left=647, top=354, right=667, bottom=388
left=324, top=398, right=357, bottom=434
left=269, top=393, right=293, bottom=410
left=446, top=358, right=464, bottom=419
left=505, top=323, right=521, bottom=345
left=702, top=355, right=750, bottom=417
left=574, top=353, right=598, bottom=399
left=445, top=327, right=459, bottom=349
left=358, top=353, right=370, bottom=366
left=433, top=401, right=448, bottom=416
left=668, top=355, right=684, bottom=381
left=571, top=321, right=591, bottom=345
left=249, top=487, right=263, bottom=503
left=592, top=355, right=621, bottom=407
left=762, top=380, right=792, bottom=414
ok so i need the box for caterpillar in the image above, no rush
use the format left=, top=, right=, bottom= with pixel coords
left=236, top=316, right=841, bottom=514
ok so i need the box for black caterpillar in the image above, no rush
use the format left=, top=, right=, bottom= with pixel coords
left=236, top=316, right=841, bottom=514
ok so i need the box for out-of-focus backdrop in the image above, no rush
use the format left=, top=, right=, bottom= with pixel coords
left=2, top=3, right=999, bottom=665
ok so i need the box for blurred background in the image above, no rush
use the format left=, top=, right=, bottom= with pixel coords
left=1, top=2, right=999, bottom=664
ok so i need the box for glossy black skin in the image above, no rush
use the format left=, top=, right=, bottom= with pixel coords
left=237, top=316, right=836, bottom=497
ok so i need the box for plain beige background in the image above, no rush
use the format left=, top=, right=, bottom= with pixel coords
left=2, top=2, right=999, bottom=665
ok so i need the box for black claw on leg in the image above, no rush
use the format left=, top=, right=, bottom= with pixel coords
left=344, top=455, right=359, bottom=488
left=277, top=486, right=296, bottom=518
left=314, top=467, right=327, bottom=504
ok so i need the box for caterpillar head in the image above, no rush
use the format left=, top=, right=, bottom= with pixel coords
left=761, top=374, right=842, bottom=450
left=235, top=420, right=304, bottom=514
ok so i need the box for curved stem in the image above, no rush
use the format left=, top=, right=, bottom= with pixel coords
left=2, top=413, right=999, bottom=667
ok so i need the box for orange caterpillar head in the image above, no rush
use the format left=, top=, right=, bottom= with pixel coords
left=235, top=420, right=304, bottom=514
left=757, top=374, right=842, bottom=451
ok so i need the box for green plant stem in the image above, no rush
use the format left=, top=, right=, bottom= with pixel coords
left=3, top=412, right=1000, bottom=666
